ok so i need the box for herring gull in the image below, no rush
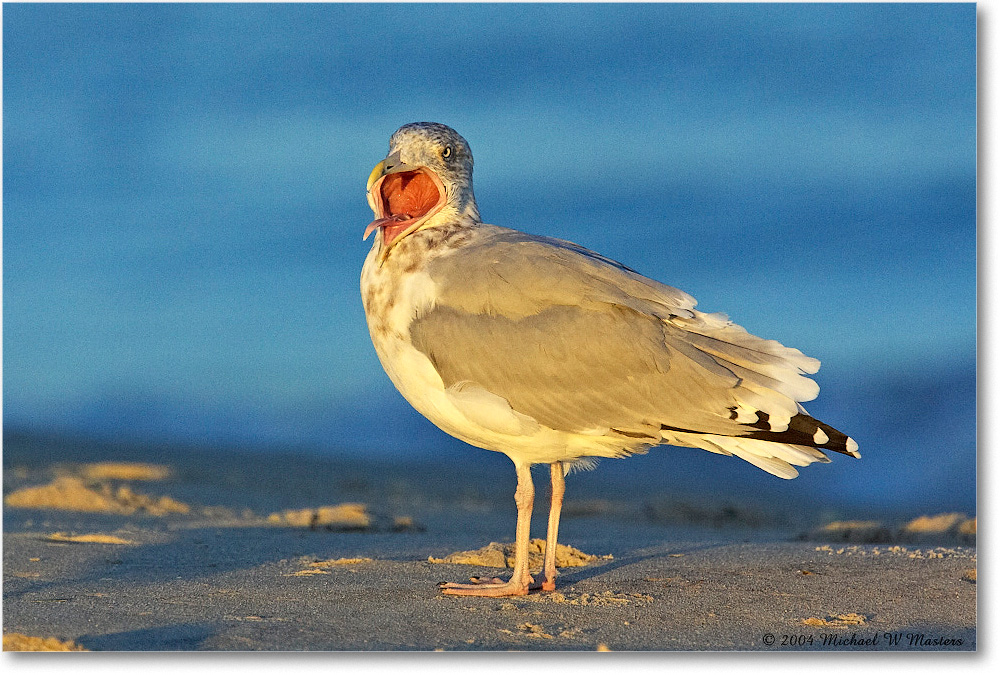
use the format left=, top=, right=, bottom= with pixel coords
left=360, top=122, right=858, bottom=597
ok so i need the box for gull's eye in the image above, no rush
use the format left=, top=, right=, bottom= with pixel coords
left=442, top=145, right=452, bottom=160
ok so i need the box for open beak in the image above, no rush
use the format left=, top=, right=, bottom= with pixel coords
left=363, top=150, right=447, bottom=255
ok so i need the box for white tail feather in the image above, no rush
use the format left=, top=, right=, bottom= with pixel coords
left=662, top=429, right=832, bottom=479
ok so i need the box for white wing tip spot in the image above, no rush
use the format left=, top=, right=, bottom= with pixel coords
left=813, top=428, right=829, bottom=445
left=846, top=437, right=861, bottom=457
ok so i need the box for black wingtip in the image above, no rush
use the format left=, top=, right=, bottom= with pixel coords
left=736, top=411, right=859, bottom=458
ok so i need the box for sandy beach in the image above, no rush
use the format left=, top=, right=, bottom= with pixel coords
left=2, top=432, right=976, bottom=651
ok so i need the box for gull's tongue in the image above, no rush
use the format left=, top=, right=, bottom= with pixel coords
left=363, top=213, right=411, bottom=242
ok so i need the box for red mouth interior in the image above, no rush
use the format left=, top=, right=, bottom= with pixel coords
left=365, top=170, right=442, bottom=248
left=381, top=170, right=439, bottom=220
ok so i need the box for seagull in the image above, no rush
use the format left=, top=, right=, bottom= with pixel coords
left=360, top=122, right=858, bottom=597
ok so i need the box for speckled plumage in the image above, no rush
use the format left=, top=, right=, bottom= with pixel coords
left=358, top=122, right=857, bottom=596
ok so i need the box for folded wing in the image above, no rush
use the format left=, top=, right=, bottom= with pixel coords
left=410, top=226, right=858, bottom=478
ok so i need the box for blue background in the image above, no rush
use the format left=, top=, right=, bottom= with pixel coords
left=3, top=3, right=976, bottom=515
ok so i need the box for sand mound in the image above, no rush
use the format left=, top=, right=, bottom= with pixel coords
left=266, top=504, right=423, bottom=532
left=79, top=462, right=172, bottom=481
left=284, top=558, right=374, bottom=576
left=5, top=476, right=189, bottom=515
left=901, top=513, right=976, bottom=544
left=3, top=633, right=87, bottom=651
left=308, top=558, right=373, bottom=567
left=801, top=613, right=868, bottom=627
left=800, top=513, right=976, bottom=545
left=428, top=539, right=611, bottom=569
left=45, top=532, right=137, bottom=545
left=267, top=503, right=371, bottom=529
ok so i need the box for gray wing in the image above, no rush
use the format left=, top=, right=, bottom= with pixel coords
left=413, top=226, right=838, bottom=450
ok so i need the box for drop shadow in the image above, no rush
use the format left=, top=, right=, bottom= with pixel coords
left=552, top=540, right=731, bottom=586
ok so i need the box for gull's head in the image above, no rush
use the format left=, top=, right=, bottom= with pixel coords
left=364, top=122, right=480, bottom=253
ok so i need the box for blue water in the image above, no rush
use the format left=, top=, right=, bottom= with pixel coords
left=3, top=3, right=976, bottom=513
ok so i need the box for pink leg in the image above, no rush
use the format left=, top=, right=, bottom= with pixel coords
left=440, top=462, right=535, bottom=597
left=539, top=462, right=565, bottom=592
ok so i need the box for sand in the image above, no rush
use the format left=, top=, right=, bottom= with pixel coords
left=3, top=632, right=88, bottom=652
left=799, top=515, right=977, bottom=546
left=427, top=539, right=612, bottom=568
left=1, top=433, right=977, bottom=651
left=5, top=475, right=190, bottom=516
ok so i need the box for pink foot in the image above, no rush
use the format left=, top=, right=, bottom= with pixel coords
left=439, top=576, right=532, bottom=597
